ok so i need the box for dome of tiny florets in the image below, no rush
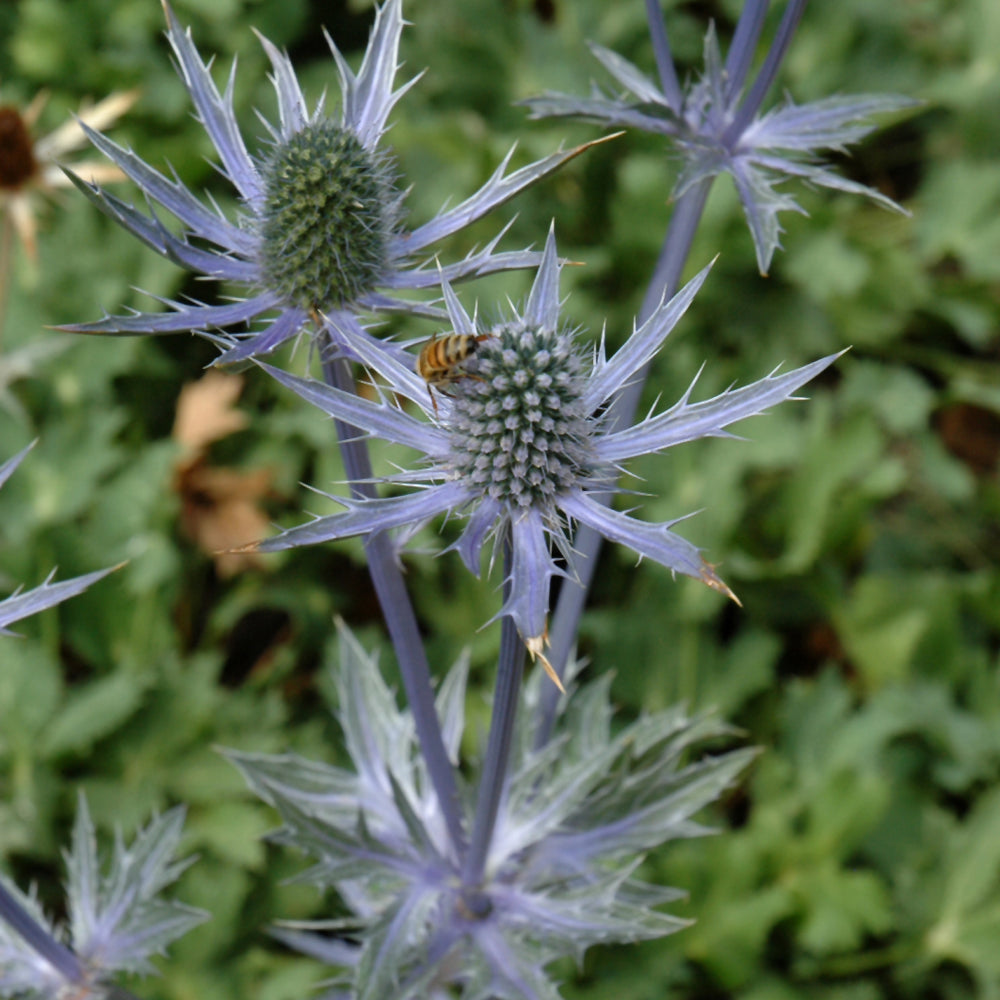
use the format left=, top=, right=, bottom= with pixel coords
left=448, top=323, right=595, bottom=509
left=259, top=122, right=397, bottom=313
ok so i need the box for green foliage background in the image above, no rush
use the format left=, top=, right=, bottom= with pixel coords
left=1, top=0, right=998, bottom=998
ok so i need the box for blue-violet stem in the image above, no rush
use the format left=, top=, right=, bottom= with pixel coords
left=321, top=350, right=467, bottom=857
left=645, top=0, right=683, bottom=112
left=724, top=0, right=809, bottom=145
left=461, top=546, right=526, bottom=899
left=538, top=178, right=713, bottom=746
left=723, top=0, right=771, bottom=103
left=0, top=881, right=84, bottom=984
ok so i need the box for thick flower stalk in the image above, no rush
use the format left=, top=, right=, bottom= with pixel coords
left=523, top=0, right=915, bottom=707
left=229, top=623, right=755, bottom=1000
left=61, top=0, right=605, bottom=364
left=254, top=229, right=841, bottom=657
left=523, top=0, right=914, bottom=275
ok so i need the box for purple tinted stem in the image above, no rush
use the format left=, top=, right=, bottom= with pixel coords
left=321, top=351, right=466, bottom=858
left=539, top=1, right=809, bottom=740
left=0, top=881, right=83, bottom=984
left=536, top=178, right=712, bottom=747
left=462, top=549, right=525, bottom=889
left=724, top=0, right=770, bottom=102
left=724, top=0, right=809, bottom=144
left=645, top=0, right=683, bottom=111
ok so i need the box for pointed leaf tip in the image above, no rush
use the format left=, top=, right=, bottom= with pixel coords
left=526, top=632, right=566, bottom=694
left=700, top=559, right=741, bottom=606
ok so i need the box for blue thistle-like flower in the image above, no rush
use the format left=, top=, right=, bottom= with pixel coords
left=62, top=0, right=604, bottom=364
left=229, top=623, right=754, bottom=1000
left=523, top=0, right=916, bottom=274
left=254, top=228, right=841, bottom=652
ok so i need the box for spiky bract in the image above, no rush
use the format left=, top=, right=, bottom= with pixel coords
left=255, top=229, right=842, bottom=645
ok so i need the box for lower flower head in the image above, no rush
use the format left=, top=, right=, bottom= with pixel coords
left=231, top=625, right=755, bottom=1000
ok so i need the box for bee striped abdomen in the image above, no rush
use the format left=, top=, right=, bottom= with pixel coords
left=417, top=333, right=491, bottom=414
left=417, top=333, right=486, bottom=386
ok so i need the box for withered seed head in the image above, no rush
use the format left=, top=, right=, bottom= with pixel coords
left=0, top=107, right=38, bottom=191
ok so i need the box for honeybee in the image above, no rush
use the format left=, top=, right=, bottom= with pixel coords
left=416, top=332, right=491, bottom=413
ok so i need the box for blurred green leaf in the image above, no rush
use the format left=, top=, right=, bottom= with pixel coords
left=40, top=672, right=147, bottom=758
left=926, top=788, right=1000, bottom=990
left=0, top=638, right=62, bottom=750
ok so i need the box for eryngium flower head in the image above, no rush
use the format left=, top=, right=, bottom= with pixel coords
left=254, top=228, right=841, bottom=648
left=61, top=0, right=601, bottom=364
left=228, top=624, right=754, bottom=1000
left=523, top=0, right=916, bottom=274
